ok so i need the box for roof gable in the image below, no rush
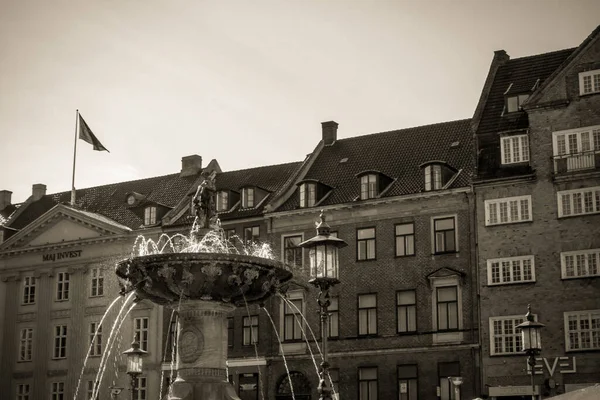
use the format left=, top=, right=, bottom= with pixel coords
left=0, top=204, right=130, bottom=251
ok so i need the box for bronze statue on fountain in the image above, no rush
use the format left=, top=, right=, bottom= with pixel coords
left=115, top=172, right=293, bottom=400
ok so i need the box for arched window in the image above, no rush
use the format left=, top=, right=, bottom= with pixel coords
left=276, top=371, right=311, bottom=400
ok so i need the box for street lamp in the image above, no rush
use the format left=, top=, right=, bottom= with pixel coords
left=123, top=340, right=148, bottom=400
left=298, top=210, right=347, bottom=400
left=516, top=305, right=545, bottom=400
left=448, top=376, right=463, bottom=400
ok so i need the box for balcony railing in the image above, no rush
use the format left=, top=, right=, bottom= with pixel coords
left=553, top=150, right=600, bottom=174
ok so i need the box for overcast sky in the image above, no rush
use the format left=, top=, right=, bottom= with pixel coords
left=1, top=0, right=599, bottom=204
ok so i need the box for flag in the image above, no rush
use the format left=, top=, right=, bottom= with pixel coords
left=78, top=114, right=109, bottom=152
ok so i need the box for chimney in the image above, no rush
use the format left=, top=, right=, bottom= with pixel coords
left=180, top=155, right=203, bottom=177
left=321, top=121, right=338, bottom=145
left=494, top=49, right=510, bottom=64
left=0, top=190, right=12, bottom=210
left=32, top=184, right=46, bottom=201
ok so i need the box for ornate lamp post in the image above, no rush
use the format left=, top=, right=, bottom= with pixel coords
left=516, top=305, right=545, bottom=400
left=447, top=376, right=463, bottom=400
left=123, top=340, right=148, bottom=400
left=298, top=211, right=348, bottom=400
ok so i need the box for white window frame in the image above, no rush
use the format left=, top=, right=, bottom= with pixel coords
left=431, top=215, right=459, bottom=254
left=18, top=327, right=33, bottom=362
left=487, top=255, right=536, bottom=285
left=358, top=293, right=378, bottom=336
left=242, top=187, right=255, bottom=208
left=299, top=183, right=316, bottom=208
left=484, top=195, right=532, bottom=226
left=243, top=226, right=260, bottom=243
left=90, top=267, right=104, bottom=297
left=564, top=309, right=600, bottom=351
left=22, top=276, right=36, bottom=305
left=89, top=322, right=103, bottom=356
left=357, top=227, right=376, bottom=260
left=397, top=290, right=417, bottom=333
left=51, top=382, right=65, bottom=400
left=561, top=248, right=600, bottom=279
left=500, top=134, right=530, bottom=165
left=506, top=94, right=529, bottom=113
left=16, top=383, right=31, bottom=400
left=424, top=164, right=442, bottom=191
left=216, top=191, right=229, bottom=212
left=56, top=271, right=70, bottom=301
left=557, top=186, right=600, bottom=218
left=242, top=315, right=259, bottom=346
left=579, top=69, right=600, bottom=95
left=87, top=380, right=98, bottom=400
left=358, top=366, right=378, bottom=400
left=134, top=317, right=149, bottom=351
left=360, top=174, right=378, bottom=200
left=53, top=325, right=67, bottom=359
left=489, top=315, right=535, bottom=355
left=144, top=206, right=156, bottom=225
left=552, top=125, right=600, bottom=173
left=281, top=233, right=304, bottom=269
left=136, top=376, right=147, bottom=400
left=430, top=275, right=463, bottom=344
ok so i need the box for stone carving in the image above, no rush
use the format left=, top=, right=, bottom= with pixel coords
left=178, top=328, right=204, bottom=364
left=192, top=171, right=217, bottom=230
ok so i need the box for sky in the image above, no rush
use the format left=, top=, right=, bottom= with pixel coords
left=1, top=0, right=599, bottom=204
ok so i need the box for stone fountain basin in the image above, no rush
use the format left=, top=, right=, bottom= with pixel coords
left=115, top=253, right=293, bottom=307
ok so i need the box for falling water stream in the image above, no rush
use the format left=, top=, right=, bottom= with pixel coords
left=262, top=308, right=295, bottom=400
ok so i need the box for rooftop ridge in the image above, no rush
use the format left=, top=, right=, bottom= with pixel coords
left=217, top=160, right=302, bottom=175
left=335, top=118, right=472, bottom=142
left=508, top=47, right=576, bottom=62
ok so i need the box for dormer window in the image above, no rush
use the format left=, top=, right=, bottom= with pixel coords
left=425, top=165, right=442, bottom=191
left=506, top=94, right=529, bottom=113
left=144, top=206, right=156, bottom=225
left=579, top=70, right=600, bottom=95
left=299, top=183, right=316, bottom=208
left=501, top=134, right=529, bottom=165
left=360, top=174, right=378, bottom=200
left=126, top=195, right=136, bottom=205
left=216, top=191, right=229, bottom=212
left=242, top=188, right=255, bottom=208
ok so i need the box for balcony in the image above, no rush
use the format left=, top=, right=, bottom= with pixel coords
left=553, top=150, right=600, bottom=175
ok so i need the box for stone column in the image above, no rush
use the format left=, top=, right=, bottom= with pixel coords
left=169, top=301, right=240, bottom=400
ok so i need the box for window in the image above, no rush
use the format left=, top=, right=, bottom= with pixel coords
left=501, top=134, right=530, bottom=165
left=51, top=382, right=65, bottom=400
left=506, top=94, right=529, bottom=113
left=283, top=235, right=303, bottom=268
left=565, top=310, right=600, bottom=351
left=16, top=383, right=30, bottom=400
left=358, top=294, right=377, bottom=336
left=89, top=322, right=103, bottom=356
left=242, top=188, right=255, bottom=208
left=56, top=271, right=70, bottom=301
left=490, top=315, right=527, bottom=355
left=19, top=328, right=33, bottom=362
left=242, top=315, right=258, bottom=345
left=562, top=249, right=600, bottom=279
left=357, top=228, right=376, bottom=260
left=439, top=362, right=460, bottom=400
left=283, top=298, right=303, bottom=341
left=395, top=223, right=415, bottom=256
left=398, top=365, right=418, bottom=400
left=144, top=206, right=156, bottom=225
left=433, top=217, right=457, bottom=254
left=360, top=174, right=378, bottom=200
left=485, top=195, right=532, bottom=225
left=227, top=317, right=234, bottom=348
left=579, top=70, right=600, bottom=95
left=328, top=296, right=339, bottom=338
left=134, top=317, right=149, bottom=351
left=22, top=276, right=36, bottom=304
left=136, top=376, right=147, bottom=400
left=90, top=268, right=104, bottom=297
left=425, top=165, right=442, bottom=191
left=558, top=187, right=600, bottom=218
left=244, top=226, right=260, bottom=243
left=216, top=191, right=229, bottom=212
left=487, top=255, right=535, bottom=285
left=299, top=183, right=316, bottom=208
left=53, top=325, right=67, bottom=359
left=397, top=290, right=416, bottom=333
left=553, top=126, right=600, bottom=173
left=87, top=380, right=98, bottom=400
left=436, top=287, right=458, bottom=331
left=358, top=367, right=378, bottom=400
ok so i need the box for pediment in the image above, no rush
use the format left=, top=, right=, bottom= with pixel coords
left=0, top=204, right=130, bottom=251
left=427, top=267, right=465, bottom=281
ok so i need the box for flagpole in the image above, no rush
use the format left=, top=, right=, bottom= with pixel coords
left=71, top=109, right=79, bottom=206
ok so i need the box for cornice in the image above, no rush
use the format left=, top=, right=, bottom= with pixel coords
left=0, top=235, right=129, bottom=258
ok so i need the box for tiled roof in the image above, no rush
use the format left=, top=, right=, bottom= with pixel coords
left=475, top=48, right=575, bottom=180
left=276, top=119, right=474, bottom=211
left=4, top=172, right=200, bottom=238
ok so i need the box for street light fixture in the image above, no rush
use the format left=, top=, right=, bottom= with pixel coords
left=516, top=305, right=545, bottom=400
left=298, top=210, right=347, bottom=400
left=123, top=340, right=148, bottom=400
left=448, top=376, right=463, bottom=400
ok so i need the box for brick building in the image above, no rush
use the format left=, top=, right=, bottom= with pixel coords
left=472, top=27, right=600, bottom=399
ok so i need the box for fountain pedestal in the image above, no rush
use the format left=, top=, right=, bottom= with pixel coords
left=168, top=301, right=239, bottom=400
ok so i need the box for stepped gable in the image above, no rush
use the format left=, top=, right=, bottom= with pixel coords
left=277, top=118, right=474, bottom=211
left=476, top=48, right=575, bottom=180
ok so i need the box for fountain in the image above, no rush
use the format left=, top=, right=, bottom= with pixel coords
left=115, top=172, right=293, bottom=400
